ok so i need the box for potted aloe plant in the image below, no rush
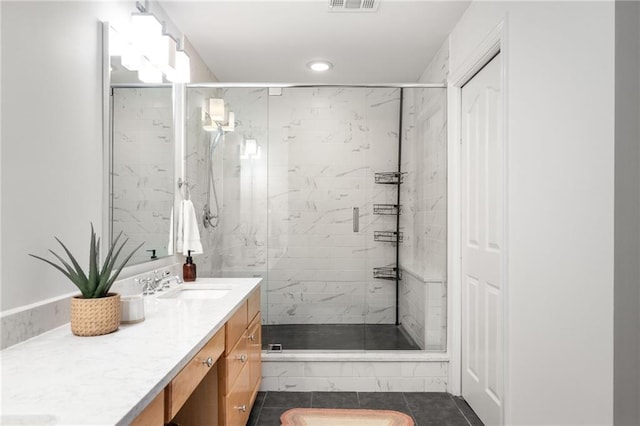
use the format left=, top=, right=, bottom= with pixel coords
left=30, top=224, right=142, bottom=336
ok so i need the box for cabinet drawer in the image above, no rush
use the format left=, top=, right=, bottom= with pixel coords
left=222, top=361, right=251, bottom=426
left=220, top=330, right=249, bottom=395
left=165, top=328, right=225, bottom=421
left=248, top=289, right=260, bottom=324
left=225, top=302, right=248, bottom=354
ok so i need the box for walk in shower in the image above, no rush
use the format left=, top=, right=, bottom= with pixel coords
left=185, top=85, right=447, bottom=352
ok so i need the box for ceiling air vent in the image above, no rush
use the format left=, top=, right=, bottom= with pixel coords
left=329, top=0, right=379, bottom=12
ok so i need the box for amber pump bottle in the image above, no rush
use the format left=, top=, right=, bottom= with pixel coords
left=183, top=250, right=196, bottom=282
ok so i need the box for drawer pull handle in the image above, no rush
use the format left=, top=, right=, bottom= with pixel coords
left=202, top=356, right=214, bottom=368
left=235, top=404, right=247, bottom=412
left=248, top=334, right=255, bottom=341
left=237, top=354, right=247, bottom=363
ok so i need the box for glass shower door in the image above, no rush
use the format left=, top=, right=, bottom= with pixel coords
left=264, top=87, right=407, bottom=350
left=264, top=87, right=369, bottom=350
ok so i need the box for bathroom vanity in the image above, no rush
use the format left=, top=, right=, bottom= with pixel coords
left=0, top=277, right=261, bottom=426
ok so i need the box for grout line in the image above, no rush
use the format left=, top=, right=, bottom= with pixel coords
left=258, top=391, right=267, bottom=411
left=449, top=394, right=474, bottom=426
left=252, top=391, right=267, bottom=426
left=401, top=392, right=419, bottom=426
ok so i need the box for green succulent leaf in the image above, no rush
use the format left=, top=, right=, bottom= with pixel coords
left=99, top=232, right=123, bottom=278
left=87, top=224, right=99, bottom=296
left=100, top=241, right=144, bottom=295
left=54, top=237, right=88, bottom=285
left=29, top=223, right=142, bottom=299
left=46, top=249, right=89, bottom=295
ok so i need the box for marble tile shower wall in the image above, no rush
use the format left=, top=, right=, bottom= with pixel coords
left=398, top=86, right=448, bottom=351
left=267, top=87, right=399, bottom=325
left=217, top=88, right=269, bottom=280
left=112, top=88, right=174, bottom=265
left=400, top=87, right=447, bottom=277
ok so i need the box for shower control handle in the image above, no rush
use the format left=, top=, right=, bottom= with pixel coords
left=353, top=207, right=359, bottom=232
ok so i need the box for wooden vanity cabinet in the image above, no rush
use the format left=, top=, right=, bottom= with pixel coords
left=219, top=288, right=262, bottom=426
left=134, top=285, right=261, bottom=426
left=131, top=390, right=164, bottom=426
left=164, top=328, right=225, bottom=423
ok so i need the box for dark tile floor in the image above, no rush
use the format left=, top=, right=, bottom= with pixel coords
left=262, top=324, right=420, bottom=351
left=247, top=391, right=484, bottom=426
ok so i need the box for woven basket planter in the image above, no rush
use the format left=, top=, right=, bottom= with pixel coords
left=70, top=293, right=121, bottom=336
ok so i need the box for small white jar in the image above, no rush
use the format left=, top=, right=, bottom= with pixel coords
left=118, top=280, right=145, bottom=324
left=120, top=294, right=145, bottom=324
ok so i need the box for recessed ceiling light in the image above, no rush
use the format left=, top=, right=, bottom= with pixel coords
left=307, top=61, right=333, bottom=72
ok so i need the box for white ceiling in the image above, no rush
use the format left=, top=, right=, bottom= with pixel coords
left=158, top=0, right=471, bottom=83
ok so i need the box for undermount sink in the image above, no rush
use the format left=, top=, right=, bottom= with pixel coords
left=158, top=284, right=232, bottom=300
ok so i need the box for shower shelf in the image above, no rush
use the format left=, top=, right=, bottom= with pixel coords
left=374, top=172, right=405, bottom=185
left=373, top=267, right=402, bottom=280
left=373, top=203, right=401, bottom=215
left=374, top=230, right=404, bottom=243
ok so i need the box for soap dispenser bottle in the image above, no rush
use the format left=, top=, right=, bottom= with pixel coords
left=183, top=250, right=196, bottom=282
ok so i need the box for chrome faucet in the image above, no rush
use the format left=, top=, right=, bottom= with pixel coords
left=152, top=270, right=170, bottom=291
left=161, top=274, right=183, bottom=289
left=140, top=270, right=178, bottom=295
left=140, top=277, right=155, bottom=295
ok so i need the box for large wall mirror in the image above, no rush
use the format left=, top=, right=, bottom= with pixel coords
left=110, top=86, right=175, bottom=265
left=104, top=21, right=183, bottom=266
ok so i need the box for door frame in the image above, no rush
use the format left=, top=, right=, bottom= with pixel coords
left=446, top=19, right=509, bottom=423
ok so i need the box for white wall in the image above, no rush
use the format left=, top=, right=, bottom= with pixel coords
left=0, top=1, right=213, bottom=314
left=614, top=1, right=640, bottom=424
left=449, top=2, right=615, bottom=424
left=1, top=1, right=132, bottom=311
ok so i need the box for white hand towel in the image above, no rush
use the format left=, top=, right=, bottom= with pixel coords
left=167, top=207, right=174, bottom=255
left=178, top=200, right=203, bottom=255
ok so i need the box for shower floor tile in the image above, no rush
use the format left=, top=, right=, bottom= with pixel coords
left=262, top=324, right=420, bottom=351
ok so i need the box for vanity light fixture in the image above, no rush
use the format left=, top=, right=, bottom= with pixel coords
left=307, top=60, right=333, bottom=72
left=108, top=25, right=127, bottom=57
left=131, top=13, right=162, bottom=50
left=138, top=58, right=163, bottom=84
left=121, top=43, right=142, bottom=72
left=108, top=7, right=191, bottom=83
left=170, top=49, right=191, bottom=83
left=209, top=98, right=225, bottom=122
left=240, top=139, right=261, bottom=160
left=203, top=98, right=235, bottom=132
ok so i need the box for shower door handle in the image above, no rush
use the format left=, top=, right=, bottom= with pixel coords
left=353, top=207, right=359, bottom=232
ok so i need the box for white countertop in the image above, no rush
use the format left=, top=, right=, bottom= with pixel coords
left=0, top=277, right=261, bottom=426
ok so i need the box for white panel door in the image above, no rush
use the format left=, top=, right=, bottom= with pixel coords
left=461, top=53, right=503, bottom=426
